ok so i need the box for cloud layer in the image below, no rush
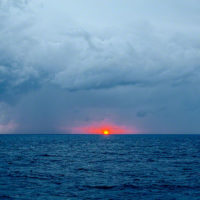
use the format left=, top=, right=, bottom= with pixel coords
left=1, top=0, right=200, bottom=133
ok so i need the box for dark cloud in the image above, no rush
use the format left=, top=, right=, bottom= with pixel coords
left=1, top=0, right=200, bottom=133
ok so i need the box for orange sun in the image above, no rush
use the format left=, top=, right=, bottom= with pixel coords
left=103, top=130, right=110, bottom=135
left=69, top=121, right=136, bottom=134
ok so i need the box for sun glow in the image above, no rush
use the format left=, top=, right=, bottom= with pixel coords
left=67, top=121, right=137, bottom=135
left=103, top=130, right=110, bottom=135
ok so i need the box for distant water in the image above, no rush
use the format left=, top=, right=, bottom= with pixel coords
left=0, top=134, right=200, bottom=200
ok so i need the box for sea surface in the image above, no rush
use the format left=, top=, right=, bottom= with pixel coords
left=0, top=134, right=200, bottom=200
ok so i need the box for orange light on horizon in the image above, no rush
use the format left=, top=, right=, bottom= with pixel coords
left=103, top=130, right=110, bottom=135
left=66, top=121, right=137, bottom=135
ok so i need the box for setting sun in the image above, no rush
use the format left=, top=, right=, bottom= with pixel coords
left=68, top=121, right=136, bottom=134
left=103, top=130, right=110, bottom=135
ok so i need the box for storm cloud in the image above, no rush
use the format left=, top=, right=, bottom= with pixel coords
left=1, top=0, right=200, bottom=133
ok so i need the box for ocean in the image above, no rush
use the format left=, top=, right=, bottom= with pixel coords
left=0, top=134, right=200, bottom=200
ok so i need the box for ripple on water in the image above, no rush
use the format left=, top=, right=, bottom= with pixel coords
left=0, top=134, right=200, bottom=200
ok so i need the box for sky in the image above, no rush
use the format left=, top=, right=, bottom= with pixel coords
left=0, top=0, right=200, bottom=134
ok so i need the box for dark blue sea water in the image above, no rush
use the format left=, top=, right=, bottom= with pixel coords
left=0, top=134, right=200, bottom=200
